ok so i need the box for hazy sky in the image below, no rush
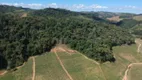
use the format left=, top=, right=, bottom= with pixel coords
left=0, top=0, right=142, bottom=13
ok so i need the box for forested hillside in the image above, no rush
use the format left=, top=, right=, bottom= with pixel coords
left=0, top=5, right=134, bottom=70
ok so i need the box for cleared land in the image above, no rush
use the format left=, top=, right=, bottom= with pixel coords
left=35, top=46, right=104, bottom=80
left=133, top=16, right=142, bottom=21
left=0, top=58, right=33, bottom=80
left=128, top=64, right=142, bottom=80
left=101, top=39, right=142, bottom=80
left=0, top=39, right=142, bottom=80
left=56, top=52, right=104, bottom=80
left=117, top=39, right=142, bottom=80
left=35, top=53, right=70, bottom=80
left=124, top=39, right=142, bottom=80
left=107, top=16, right=122, bottom=22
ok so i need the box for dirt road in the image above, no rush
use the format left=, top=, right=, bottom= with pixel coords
left=122, top=63, right=142, bottom=80
left=137, top=44, right=141, bottom=53
left=76, top=52, right=107, bottom=80
left=122, top=40, right=142, bottom=80
left=32, top=57, right=35, bottom=80
left=53, top=48, right=74, bottom=80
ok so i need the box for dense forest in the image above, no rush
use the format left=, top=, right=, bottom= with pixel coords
left=0, top=5, right=135, bottom=70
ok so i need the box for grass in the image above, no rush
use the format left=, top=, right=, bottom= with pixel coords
left=0, top=58, right=33, bottom=80
left=128, top=64, right=142, bottom=80
left=57, top=52, right=103, bottom=80
left=35, top=53, right=70, bottom=80
left=0, top=73, right=15, bottom=80
left=101, top=44, right=142, bottom=80
left=35, top=52, right=103, bottom=80
left=133, top=16, right=142, bottom=21
left=1, top=42, right=142, bottom=80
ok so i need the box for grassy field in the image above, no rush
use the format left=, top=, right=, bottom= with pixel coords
left=0, top=58, right=33, bottom=80
left=35, top=53, right=70, bottom=80
left=35, top=51, right=104, bottom=80
left=0, top=41, right=142, bottom=80
left=57, top=52, right=103, bottom=80
left=133, top=16, right=142, bottom=21
left=101, top=44, right=142, bottom=80
left=128, top=64, right=142, bottom=80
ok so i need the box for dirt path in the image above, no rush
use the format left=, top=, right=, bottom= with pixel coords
left=122, top=40, right=142, bottom=80
left=135, top=39, right=142, bottom=53
left=32, top=57, right=35, bottom=80
left=53, top=48, right=73, bottom=80
left=77, top=52, right=107, bottom=80
left=51, top=45, right=107, bottom=80
left=0, top=71, right=7, bottom=76
left=58, top=47, right=71, bottom=55
left=122, top=63, right=142, bottom=80
left=77, top=52, right=99, bottom=65
left=137, top=44, right=141, bottom=53
left=98, top=65, right=107, bottom=80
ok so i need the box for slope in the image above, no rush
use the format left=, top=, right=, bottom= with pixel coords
left=0, top=58, right=33, bottom=80
left=0, top=39, right=142, bottom=80
left=101, top=39, right=142, bottom=80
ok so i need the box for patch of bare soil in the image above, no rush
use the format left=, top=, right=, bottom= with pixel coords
left=51, top=44, right=77, bottom=55
left=0, top=71, right=7, bottom=76
left=107, top=16, right=122, bottom=22
left=32, top=57, right=35, bottom=80
left=53, top=47, right=74, bottom=80
left=16, top=63, right=26, bottom=69
left=21, top=13, right=27, bottom=18
left=135, top=39, right=142, bottom=53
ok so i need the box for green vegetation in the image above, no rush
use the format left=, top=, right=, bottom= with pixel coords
left=116, top=19, right=139, bottom=28
left=131, top=26, right=142, bottom=38
left=35, top=53, right=70, bottom=80
left=0, top=58, right=33, bottom=80
left=57, top=52, right=103, bottom=80
left=1, top=43, right=142, bottom=80
left=1, top=5, right=142, bottom=80
left=113, top=16, right=142, bottom=38
left=0, top=5, right=134, bottom=70
left=101, top=44, right=142, bottom=80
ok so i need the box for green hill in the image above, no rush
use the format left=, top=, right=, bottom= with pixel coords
left=0, top=40, right=142, bottom=80
left=0, top=5, right=135, bottom=70
left=1, top=5, right=142, bottom=80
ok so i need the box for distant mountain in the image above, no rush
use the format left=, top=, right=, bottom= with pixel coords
left=0, top=5, right=31, bottom=13
left=81, top=11, right=137, bottom=19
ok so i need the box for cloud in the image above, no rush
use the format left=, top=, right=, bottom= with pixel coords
left=0, top=3, right=108, bottom=10
left=73, top=4, right=86, bottom=9
left=71, top=4, right=108, bottom=11
left=125, top=5, right=136, bottom=9
left=0, top=3, right=141, bottom=13
left=48, top=3, right=58, bottom=8
left=89, top=4, right=108, bottom=9
left=0, top=3, right=44, bottom=9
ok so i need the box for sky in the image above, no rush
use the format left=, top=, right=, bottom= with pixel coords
left=0, top=0, right=142, bottom=13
